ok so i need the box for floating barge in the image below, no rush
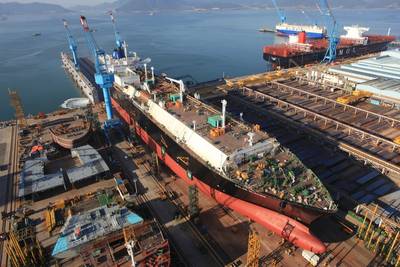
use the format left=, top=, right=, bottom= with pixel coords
left=263, top=25, right=396, bottom=69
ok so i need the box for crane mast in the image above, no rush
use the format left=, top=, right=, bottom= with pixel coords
left=79, top=15, right=115, bottom=122
left=319, top=0, right=339, bottom=63
left=271, top=0, right=286, bottom=23
left=63, top=19, right=79, bottom=70
left=109, top=11, right=126, bottom=59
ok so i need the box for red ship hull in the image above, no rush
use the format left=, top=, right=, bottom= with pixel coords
left=263, top=35, right=396, bottom=69
left=111, top=97, right=326, bottom=254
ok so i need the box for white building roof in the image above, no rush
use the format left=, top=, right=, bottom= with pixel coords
left=328, top=50, right=400, bottom=100
left=67, top=145, right=110, bottom=183
left=18, top=157, right=65, bottom=198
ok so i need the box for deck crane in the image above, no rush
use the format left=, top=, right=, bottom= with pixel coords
left=319, top=0, right=339, bottom=63
left=63, top=19, right=79, bottom=69
left=79, top=15, right=118, bottom=129
left=108, top=11, right=126, bottom=59
left=271, top=0, right=286, bottom=23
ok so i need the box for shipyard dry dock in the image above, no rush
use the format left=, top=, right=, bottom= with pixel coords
left=216, top=60, right=400, bottom=211
left=57, top=46, right=400, bottom=265
left=0, top=104, right=177, bottom=267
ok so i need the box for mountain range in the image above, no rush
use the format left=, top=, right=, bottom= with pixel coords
left=1, top=0, right=399, bottom=15
left=0, top=2, right=69, bottom=15
left=111, top=0, right=400, bottom=11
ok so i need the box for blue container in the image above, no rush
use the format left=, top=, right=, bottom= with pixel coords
left=370, top=99, right=380, bottom=106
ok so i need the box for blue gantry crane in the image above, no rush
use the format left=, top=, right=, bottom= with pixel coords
left=108, top=11, right=126, bottom=59
left=271, top=0, right=286, bottom=23
left=63, top=19, right=79, bottom=69
left=79, top=15, right=118, bottom=130
left=319, top=0, right=339, bottom=63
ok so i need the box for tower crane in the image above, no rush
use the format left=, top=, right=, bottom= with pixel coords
left=271, top=0, right=286, bottom=23
left=108, top=11, right=126, bottom=59
left=79, top=15, right=118, bottom=128
left=63, top=19, right=79, bottom=69
left=319, top=0, right=339, bottom=63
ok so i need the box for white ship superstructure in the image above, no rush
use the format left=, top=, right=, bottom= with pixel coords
left=276, top=23, right=326, bottom=39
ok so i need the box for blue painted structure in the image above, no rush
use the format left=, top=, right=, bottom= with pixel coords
left=271, top=0, right=286, bottom=23
left=63, top=19, right=79, bottom=70
left=272, top=1, right=325, bottom=39
left=51, top=206, right=144, bottom=258
left=319, top=0, right=339, bottom=63
left=276, top=29, right=325, bottom=39
left=109, top=11, right=125, bottom=59
left=79, top=16, right=115, bottom=121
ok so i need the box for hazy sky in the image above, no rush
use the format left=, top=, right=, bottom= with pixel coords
left=0, top=0, right=114, bottom=7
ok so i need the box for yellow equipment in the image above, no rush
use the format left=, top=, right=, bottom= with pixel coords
left=394, top=136, right=400, bottom=145
left=336, top=90, right=372, bottom=105
left=253, top=124, right=261, bottom=132
left=45, top=208, right=56, bottom=233
left=246, top=229, right=261, bottom=267
left=209, top=127, right=225, bottom=138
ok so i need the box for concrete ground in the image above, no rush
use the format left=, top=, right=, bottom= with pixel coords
left=114, top=139, right=379, bottom=267
left=114, top=141, right=220, bottom=266
left=0, top=114, right=379, bottom=267
left=0, top=126, right=14, bottom=266
left=160, top=166, right=379, bottom=267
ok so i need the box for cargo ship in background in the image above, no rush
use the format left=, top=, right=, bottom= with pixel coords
left=276, top=23, right=326, bottom=39
left=264, top=25, right=396, bottom=69
left=270, top=0, right=326, bottom=39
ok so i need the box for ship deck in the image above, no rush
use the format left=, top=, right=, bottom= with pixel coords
left=167, top=98, right=267, bottom=155
left=151, top=80, right=334, bottom=210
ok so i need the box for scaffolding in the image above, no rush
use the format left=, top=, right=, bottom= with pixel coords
left=246, top=228, right=260, bottom=267
left=5, top=216, right=45, bottom=267
left=355, top=204, right=400, bottom=265
left=8, top=89, right=27, bottom=128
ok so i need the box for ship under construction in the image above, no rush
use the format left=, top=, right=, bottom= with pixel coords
left=56, top=12, right=350, bottom=254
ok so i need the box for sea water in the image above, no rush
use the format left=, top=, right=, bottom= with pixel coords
left=0, top=8, right=398, bottom=121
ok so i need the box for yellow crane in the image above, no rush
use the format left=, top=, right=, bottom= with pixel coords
left=246, top=228, right=260, bottom=267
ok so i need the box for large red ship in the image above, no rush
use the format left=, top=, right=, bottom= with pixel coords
left=104, top=65, right=339, bottom=253
left=68, top=39, right=338, bottom=253
left=263, top=25, right=396, bottom=69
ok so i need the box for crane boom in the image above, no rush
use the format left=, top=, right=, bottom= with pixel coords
left=80, top=15, right=115, bottom=121
left=108, top=11, right=126, bottom=59
left=271, top=0, right=286, bottom=23
left=319, top=0, right=339, bottom=63
left=63, top=19, right=79, bottom=69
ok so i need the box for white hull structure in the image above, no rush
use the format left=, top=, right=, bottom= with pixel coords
left=276, top=23, right=326, bottom=39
